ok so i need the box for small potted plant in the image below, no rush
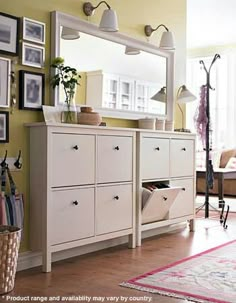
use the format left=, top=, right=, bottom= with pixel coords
left=51, top=57, right=81, bottom=123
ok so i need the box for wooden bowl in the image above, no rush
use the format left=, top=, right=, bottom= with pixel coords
left=80, top=106, right=93, bottom=113
left=78, top=111, right=102, bottom=126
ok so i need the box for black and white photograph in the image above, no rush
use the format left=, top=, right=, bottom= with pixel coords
left=0, top=12, right=19, bottom=55
left=19, top=70, right=45, bottom=110
left=23, top=17, right=45, bottom=44
left=0, top=111, right=9, bottom=143
left=0, top=57, right=11, bottom=108
left=22, top=42, right=45, bottom=68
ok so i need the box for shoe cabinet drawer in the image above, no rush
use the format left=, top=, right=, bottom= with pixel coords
left=96, top=184, right=133, bottom=235
left=141, top=186, right=181, bottom=224
left=51, top=133, right=95, bottom=187
left=168, top=178, right=194, bottom=219
left=51, top=187, right=95, bottom=245
left=97, top=135, right=133, bottom=183
left=141, top=137, right=170, bottom=180
left=170, top=139, right=194, bottom=177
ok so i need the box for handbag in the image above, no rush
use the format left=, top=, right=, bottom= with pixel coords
left=0, top=166, right=24, bottom=229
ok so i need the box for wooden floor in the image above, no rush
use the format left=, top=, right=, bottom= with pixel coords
left=2, top=212, right=236, bottom=303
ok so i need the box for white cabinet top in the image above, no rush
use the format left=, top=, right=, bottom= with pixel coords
left=25, top=122, right=196, bottom=138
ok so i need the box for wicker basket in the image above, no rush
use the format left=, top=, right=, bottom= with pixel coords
left=0, top=226, right=21, bottom=295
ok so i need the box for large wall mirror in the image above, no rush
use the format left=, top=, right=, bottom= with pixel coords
left=51, top=11, right=175, bottom=120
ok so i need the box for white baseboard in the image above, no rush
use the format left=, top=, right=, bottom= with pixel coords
left=17, top=222, right=186, bottom=272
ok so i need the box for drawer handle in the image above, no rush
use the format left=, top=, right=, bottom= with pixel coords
left=155, top=147, right=160, bottom=151
left=72, top=200, right=79, bottom=205
left=181, top=147, right=186, bottom=151
left=162, top=196, right=167, bottom=201
left=114, top=146, right=120, bottom=151
left=73, top=145, right=79, bottom=150
left=182, top=187, right=186, bottom=191
left=114, top=195, right=119, bottom=200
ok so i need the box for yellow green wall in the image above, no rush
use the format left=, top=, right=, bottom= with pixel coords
left=1, top=0, right=187, bottom=252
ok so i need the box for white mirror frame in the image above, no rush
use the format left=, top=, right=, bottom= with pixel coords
left=51, top=11, right=175, bottom=121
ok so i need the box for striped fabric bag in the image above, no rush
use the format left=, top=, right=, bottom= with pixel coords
left=0, top=167, right=8, bottom=225
left=0, top=166, right=24, bottom=230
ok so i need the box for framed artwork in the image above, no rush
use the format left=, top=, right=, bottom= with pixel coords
left=22, top=42, right=45, bottom=68
left=23, top=17, right=46, bottom=44
left=0, top=57, right=11, bottom=108
left=0, top=12, right=19, bottom=56
left=19, top=70, right=45, bottom=110
left=0, top=111, right=9, bottom=143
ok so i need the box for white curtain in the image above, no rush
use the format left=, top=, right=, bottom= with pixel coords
left=186, top=53, right=236, bottom=150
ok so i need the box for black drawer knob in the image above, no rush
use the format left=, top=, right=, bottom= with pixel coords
left=73, top=145, right=79, bottom=150
left=155, top=147, right=160, bottom=151
left=114, top=146, right=120, bottom=151
left=182, top=187, right=186, bottom=191
left=114, top=195, right=119, bottom=200
left=181, top=147, right=186, bottom=151
left=162, top=196, right=167, bottom=201
left=72, top=200, right=79, bottom=205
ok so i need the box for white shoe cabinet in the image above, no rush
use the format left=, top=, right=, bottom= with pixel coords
left=28, top=123, right=136, bottom=272
left=27, top=123, right=196, bottom=271
left=136, top=130, right=196, bottom=246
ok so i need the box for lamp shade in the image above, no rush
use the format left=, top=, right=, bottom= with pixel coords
left=177, top=85, right=196, bottom=103
left=125, top=46, right=140, bottom=55
left=61, top=27, right=80, bottom=40
left=159, top=31, right=175, bottom=50
left=151, top=87, right=166, bottom=103
left=99, top=9, right=119, bottom=32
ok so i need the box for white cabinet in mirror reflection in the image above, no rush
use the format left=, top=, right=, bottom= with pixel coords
left=86, top=71, right=134, bottom=110
left=86, top=70, right=165, bottom=114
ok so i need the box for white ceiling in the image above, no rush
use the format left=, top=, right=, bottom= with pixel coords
left=187, top=0, right=236, bottom=49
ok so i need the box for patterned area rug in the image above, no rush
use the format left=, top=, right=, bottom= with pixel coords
left=120, top=240, right=236, bottom=303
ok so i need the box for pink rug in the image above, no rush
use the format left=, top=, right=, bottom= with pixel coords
left=120, top=240, right=236, bottom=303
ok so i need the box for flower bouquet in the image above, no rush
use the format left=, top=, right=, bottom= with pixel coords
left=51, top=57, right=81, bottom=123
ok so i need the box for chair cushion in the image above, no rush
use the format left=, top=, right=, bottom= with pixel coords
left=220, top=149, right=236, bottom=168
left=225, top=157, right=236, bottom=169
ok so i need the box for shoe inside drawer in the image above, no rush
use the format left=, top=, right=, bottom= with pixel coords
left=142, top=187, right=181, bottom=224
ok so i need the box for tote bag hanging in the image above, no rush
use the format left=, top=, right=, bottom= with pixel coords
left=0, top=166, right=24, bottom=229
left=0, top=167, right=8, bottom=225
left=6, top=167, right=24, bottom=229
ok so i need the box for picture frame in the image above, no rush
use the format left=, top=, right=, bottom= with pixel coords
left=0, top=57, right=11, bottom=108
left=23, top=17, right=46, bottom=45
left=0, top=12, right=19, bottom=56
left=19, top=70, right=45, bottom=110
left=22, top=42, right=45, bottom=68
left=0, top=111, right=9, bottom=143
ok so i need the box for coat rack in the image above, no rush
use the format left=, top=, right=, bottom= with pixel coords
left=197, top=54, right=229, bottom=228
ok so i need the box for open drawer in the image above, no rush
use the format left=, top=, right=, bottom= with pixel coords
left=142, top=187, right=181, bottom=224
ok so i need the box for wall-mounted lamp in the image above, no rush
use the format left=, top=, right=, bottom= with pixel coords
left=144, top=24, right=175, bottom=50
left=175, top=85, right=196, bottom=132
left=61, top=27, right=80, bottom=40
left=125, top=46, right=140, bottom=55
left=83, top=1, right=119, bottom=32
left=151, top=86, right=166, bottom=102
